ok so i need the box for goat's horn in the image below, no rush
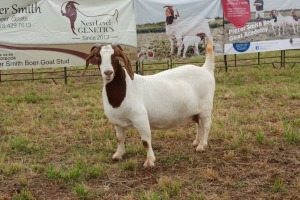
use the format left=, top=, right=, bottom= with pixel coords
left=115, top=46, right=134, bottom=80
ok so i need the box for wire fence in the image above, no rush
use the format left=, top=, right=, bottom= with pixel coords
left=0, top=49, right=299, bottom=84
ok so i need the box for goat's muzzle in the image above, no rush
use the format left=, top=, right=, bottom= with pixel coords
left=104, top=70, right=114, bottom=81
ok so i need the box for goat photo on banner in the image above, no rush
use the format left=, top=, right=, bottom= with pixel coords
left=223, top=0, right=300, bottom=54
left=134, top=0, right=223, bottom=60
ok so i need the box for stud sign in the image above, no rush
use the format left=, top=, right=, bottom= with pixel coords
left=0, top=0, right=137, bottom=70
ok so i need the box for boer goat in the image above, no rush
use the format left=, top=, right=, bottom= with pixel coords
left=284, top=9, right=299, bottom=35
left=165, top=7, right=214, bottom=55
left=177, top=33, right=206, bottom=58
left=270, top=10, right=285, bottom=36
left=85, top=40, right=215, bottom=167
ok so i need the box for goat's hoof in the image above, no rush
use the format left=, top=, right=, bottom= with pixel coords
left=143, top=157, right=156, bottom=168
left=196, top=144, right=207, bottom=152
left=112, top=152, right=124, bottom=161
left=192, top=140, right=200, bottom=147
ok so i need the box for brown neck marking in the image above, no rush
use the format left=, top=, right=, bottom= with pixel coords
left=105, top=59, right=127, bottom=108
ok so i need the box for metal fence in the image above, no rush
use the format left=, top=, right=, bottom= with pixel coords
left=0, top=49, right=299, bottom=84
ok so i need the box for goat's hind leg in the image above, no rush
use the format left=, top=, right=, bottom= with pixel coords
left=192, top=115, right=203, bottom=147
left=196, top=113, right=212, bottom=152
left=112, top=126, right=126, bottom=160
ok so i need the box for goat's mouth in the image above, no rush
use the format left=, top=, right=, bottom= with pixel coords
left=104, top=76, right=114, bottom=81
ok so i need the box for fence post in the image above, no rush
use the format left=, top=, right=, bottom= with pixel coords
left=31, top=69, right=34, bottom=81
left=0, top=70, right=1, bottom=82
left=258, top=52, right=260, bottom=65
left=234, top=54, right=237, bottom=67
left=281, top=50, right=285, bottom=68
left=141, top=61, right=144, bottom=75
left=64, top=67, right=68, bottom=84
left=224, top=55, right=228, bottom=72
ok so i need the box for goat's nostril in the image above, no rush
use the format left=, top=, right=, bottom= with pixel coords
left=104, top=70, right=113, bottom=76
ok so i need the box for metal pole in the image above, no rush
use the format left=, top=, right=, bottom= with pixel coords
left=258, top=52, right=260, bottom=65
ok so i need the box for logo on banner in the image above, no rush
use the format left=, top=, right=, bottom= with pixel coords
left=222, top=0, right=251, bottom=28
left=233, top=42, right=250, bottom=52
left=61, top=1, right=119, bottom=35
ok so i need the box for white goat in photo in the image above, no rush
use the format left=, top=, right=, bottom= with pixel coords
left=165, top=7, right=214, bottom=55
left=284, top=9, right=299, bottom=35
left=84, top=40, right=215, bottom=167
left=177, top=33, right=206, bottom=58
left=270, top=10, right=285, bottom=36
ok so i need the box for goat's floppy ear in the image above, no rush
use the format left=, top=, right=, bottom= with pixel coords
left=82, top=45, right=102, bottom=76
left=115, top=46, right=134, bottom=80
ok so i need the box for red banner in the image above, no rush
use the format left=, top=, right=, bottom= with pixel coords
left=222, top=0, right=250, bottom=28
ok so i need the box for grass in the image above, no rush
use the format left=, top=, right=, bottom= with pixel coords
left=0, top=65, right=300, bottom=199
left=12, top=188, right=34, bottom=200
left=272, top=177, right=285, bottom=193
left=73, top=183, right=92, bottom=200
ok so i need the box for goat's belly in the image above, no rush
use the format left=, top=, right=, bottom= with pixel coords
left=149, top=115, right=195, bottom=129
left=107, top=115, right=133, bottom=128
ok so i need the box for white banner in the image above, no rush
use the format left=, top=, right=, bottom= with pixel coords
left=223, top=0, right=300, bottom=54
left=0, top=0, right=137, bottom=70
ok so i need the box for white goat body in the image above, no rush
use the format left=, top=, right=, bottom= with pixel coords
left=166, top=12, right=213, bottom=54
left=270, top=10, right=285, bottom=36
left=105, top=64, right=214, bottom=129
left=177, top=35, right=204, bottom=58
left=284, top=15, right=299, bottom=34
left=88, top=40, right=215, bottom=167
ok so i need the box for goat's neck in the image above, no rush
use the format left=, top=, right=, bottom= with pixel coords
left=105, top=63, right=126, bottom=108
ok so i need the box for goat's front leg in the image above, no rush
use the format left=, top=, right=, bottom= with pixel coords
left=169, top=38, right=174, bottom=55
left=292, top=24, right=296, bottom=34
left=280, top=25, right=285, bottom=36
left=177, top=44, right=183, bottom=57
left=272, top=26, right=276, bottom=35
left=183, top=46, right=188, bottom=58
left=112, top=126, right=126, bottom=160
left=133, top=117, right=156, bottom=167
left=194, top=44, right=200, bottom=56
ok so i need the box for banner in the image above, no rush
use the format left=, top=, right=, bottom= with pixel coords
left=134, top=0, right=224, bottom=60
left=223, top=0, right=300, bottom=54
left=1, top=0, right=300, bottom=70
left=0, top=0, right=137, bottom=70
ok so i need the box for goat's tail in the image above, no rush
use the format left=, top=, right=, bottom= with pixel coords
left=203, top=38, right=215, bottom=73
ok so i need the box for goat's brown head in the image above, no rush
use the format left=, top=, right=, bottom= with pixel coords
left=270, top=10, right=278, bottom=22
left=196, top=33, right=206, bottom=41
left=83, top=44, right=134, bottom=81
